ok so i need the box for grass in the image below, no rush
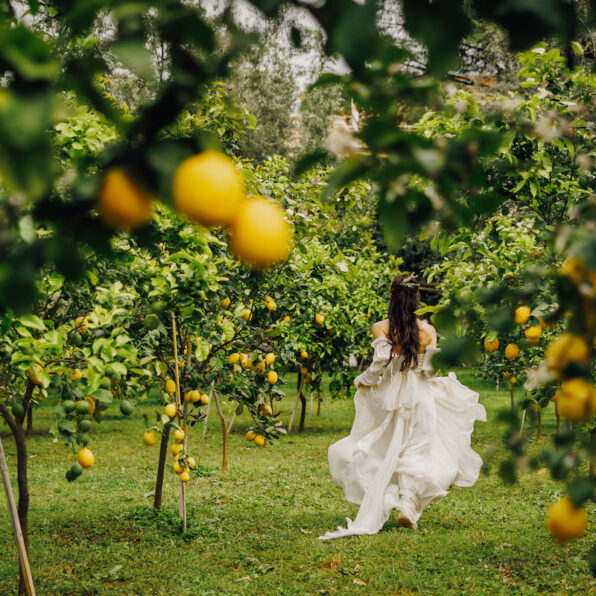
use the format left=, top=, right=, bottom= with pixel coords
left=0, top=370, right=593, bottom=595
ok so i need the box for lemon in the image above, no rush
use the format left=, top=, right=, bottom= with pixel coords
left=172, top=151, right=244, bottom=227
left=300, top=350, right=308, bottom=360
left=256, top=360, right=266, bottom=372
left=547, top=497, right=587, bottom=542
left=545, top=334, right=589, bottom=378
left=171, top=443, right=183, bottom=456
left=143, top=430, right=158, bottom=446
left=164, top=403, right=177, bottom=419
left=200, top=393, right=210, bottom=405
left=241, top=309, right=252, bottom=322
left=560, top=256, right=584, bottom=284
left=259, top=404, right=273, bottom=416
left=165, top=379, right=176, bottom=396
left=509, top=377, right=516, bottom=385
left=69, top=368, right=83, bottom=382
left=525, top=325, right=542, bottom=340
left=483, top=337, right=499, bottom=352
left=232, top=363, right=239, bottom=374
left=246, top=430, right=256, bottom=441
left=300, top=366, right=308, bottom=375
left=98, top=168, right=152, bottom=229
left=187, top=457, right=196, bottom=469
left=554, top=378, right=596, bottom=421
left=315, top=313, right=325, bottom=325
left=265, top=353, right=276, bottom=366
left=514, top=306, right=531, bottom=325
left=504, top=343, right=519, bottom=361
left=28, top=363, right=44, bottom=386
left=230, top=196, right=293, bottom=267
left=74, top=316, right=88, bottom=333
left=221, top=297, right=231, bottom=309
left=179, top=469, right=190, bottom=483
left=267, top=370, right=278, bottom=384
left=228, top=353, right=240, bottom=364
left=191, top=389, right=201, bottom=403
left=265, top=299, right=277, bottom=311
left=173, top=461, right=184, bottom=475
left=241, top=358, right=252, bottom=369
left=77, top=448, right=95, bottom=469
left=254, top=435, right=266, bottom=447
left=174, top=429, right=185, bottom=442
left=239, top=353, right=248, bottom=365
left=284, top=315, right=290, bottom=322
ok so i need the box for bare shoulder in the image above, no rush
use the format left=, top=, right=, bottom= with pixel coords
left=372, top=319, right=389, bottom=339
left=418, top=319, right=437, bottom=346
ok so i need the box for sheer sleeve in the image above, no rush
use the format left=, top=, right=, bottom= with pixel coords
left=354, top=338, right=392, bottom=388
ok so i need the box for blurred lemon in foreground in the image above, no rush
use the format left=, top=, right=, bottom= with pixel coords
left=553, top=378, right=596, bottom=421
left=230, top=196, right=293, bottom=267
left=173, top=151, right=244, bottom=227
left=98, top=169, right=152, bottom=229
left=545, top=333, right=589, bottom=378
left=547, top=497, right=587, bottom=542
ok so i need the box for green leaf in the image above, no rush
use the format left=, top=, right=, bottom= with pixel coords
left=19, top=314, right=46, bottom=331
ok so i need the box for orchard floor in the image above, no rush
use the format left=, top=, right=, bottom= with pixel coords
left=1, top=370, right=594, bottom=595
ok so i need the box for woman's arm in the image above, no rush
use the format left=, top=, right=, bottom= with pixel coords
left=354, top=326, right=390, bottom=388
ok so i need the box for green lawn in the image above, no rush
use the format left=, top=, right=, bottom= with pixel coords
left=1, top=371, right=593, bottom=595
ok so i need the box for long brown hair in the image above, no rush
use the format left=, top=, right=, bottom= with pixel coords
left=387, top=273, right=421, bottom=371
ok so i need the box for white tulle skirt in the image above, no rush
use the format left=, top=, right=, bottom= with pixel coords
left=319, top=371, right=486, bottom=540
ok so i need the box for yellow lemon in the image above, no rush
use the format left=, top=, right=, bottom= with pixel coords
left=315, top=313, right=325, bottom=325
left=545, top=334, right=589, bottom=378
left=241, top=309, right=252, bottom=322
left=228, top=353, right=240, bottom=364
left=174, top=429, right=185, bottom=442
left=514, top=306, right=531, bottom=325
left=142, top=430, right=158, bottom=446
left=173, top=461, right=184, bottom=475
left=164, top=403, right=177, bottom=419
left=28, top=363, right=44, bottom=386
left=229, top=196, right=293, bottom=267
left=265, top=299, right=277, bottom=311
left=184, top=390, right=193, bottom=403
left=259, top=403, right=273, bottom=416
left=200, top=393, right=210, bottom=405
left=256, top=360, right=266, bottom=372
left=246, top=430, right=256, bottom=441
left=284, top=315, right=290, bottom=322
left=187, top=457, right=196, bottom=469
left=509, top=377, right=516, bottom=385
left=483, top=337, right=499, bottom=352
left=267, top=370, right=278, bottom=384
left=172, top=151, right=244, bottom=227
left=179, top=469, right=190, bottom=483
left=165, top=379, right=176, bottom=396
left=191, top=389, right=201, bottom=403
left=98, top=168, right=152, bottom=229
left=554, top=378, right=596, bottom=421
left=300, top=366, right=308, bottom=376
left=505, top=343, right=520, bottom=361
left=265, top=353, right=275, bottom=365
left=171, top=443, right=183, bottom=456
left=254, top=435, right=266, bottom=447
left=560, top=256, right=584, bottom=284
left=547, top=497, right=587, bottom=542
left=74, top=316, right=89, bottom=332
left=221, top=297, right=231, bottom=309
left=77, top=448, right=94, bottom=469
left=241, top=358, right=252, bottom=369
left=300, top=350, right=308, bottom=360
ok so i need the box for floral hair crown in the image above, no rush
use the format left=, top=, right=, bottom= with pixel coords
left=391, top=274, right=419, bottom=292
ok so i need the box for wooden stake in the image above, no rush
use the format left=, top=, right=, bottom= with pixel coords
left=171, top=314, right=186, bottom=530
left=519, top=409, right=527, bottom=436
left=198, top=382, right=214, bottom=462
left=213, top=389, right=228, bottom=474
left=0, top=436, right=35, bottom=596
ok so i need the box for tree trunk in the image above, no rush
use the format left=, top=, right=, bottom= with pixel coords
left=298, top=390, right=307, bottom=433
left=536, top=404, right=543, bottom=441
left=317, top=392, right=321, bottom=416
left=26, top=407, right=33, bottom=438
left=0, top=404, right=29, bottom=596
left=153, top=425, right=171, bottom=511
left=213, top=390, right=228, bottom=474
left=510, top=387, right=515, bottom=412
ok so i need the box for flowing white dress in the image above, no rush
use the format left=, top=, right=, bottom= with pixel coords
left=319, top=337, right=486, bottom=540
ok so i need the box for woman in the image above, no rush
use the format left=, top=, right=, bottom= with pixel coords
left=319, top=273, right=486, bottom=540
